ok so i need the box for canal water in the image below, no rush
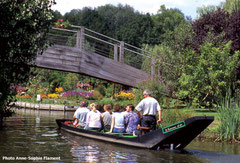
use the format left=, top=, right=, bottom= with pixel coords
left=0, top=108, right=240, bottom=163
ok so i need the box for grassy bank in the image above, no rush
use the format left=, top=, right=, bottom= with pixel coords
left=161, top=108, right=220, bottom=141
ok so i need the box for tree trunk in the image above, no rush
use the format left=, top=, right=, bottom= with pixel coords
left=0, top=114, right=3, bottom=129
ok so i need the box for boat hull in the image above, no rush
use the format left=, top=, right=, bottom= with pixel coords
left=56, top=116, right=214, bottom=150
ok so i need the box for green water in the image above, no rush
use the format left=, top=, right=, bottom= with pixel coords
left=0, top=108, right=239, bottom=162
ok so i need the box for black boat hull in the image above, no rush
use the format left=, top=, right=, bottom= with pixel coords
left=56, top=116, right=214, bottom=150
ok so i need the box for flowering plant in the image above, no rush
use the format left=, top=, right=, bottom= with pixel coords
left=55, top=19, right=70, bottom=28
left=41, top=93, right=48, bottom=99
left=16, top=94, right=31, bottom=98
left=62, top=91, right=93, bottom=99
left=114, top=91, right=135, bottom=100
left=48, top=93, right=59, bottom=98
left=76, top=83, right=91, bottom=91
left=10, top=85, right=26, bottom=95
left=55, top=87, right=64, bottom=93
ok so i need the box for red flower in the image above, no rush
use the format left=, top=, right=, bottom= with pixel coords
left=58, top=19, right=63, bottom=22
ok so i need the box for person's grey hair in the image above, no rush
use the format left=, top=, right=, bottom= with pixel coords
left=143, top=90, right=151, bottom=95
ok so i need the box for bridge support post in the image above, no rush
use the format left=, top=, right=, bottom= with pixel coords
left=151, top=57, right=155, bottom=78
left=114, top=44, right=118, bottom=61
left=76, top=26, right=85, bottom=49
left=119, top=41, right=124, bottom=64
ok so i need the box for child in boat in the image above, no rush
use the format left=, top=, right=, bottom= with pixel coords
left=73, top=101, right=89, bottom=127
left=85, top=103, right=102, bottom=130
left=108, top=104, right=125, bottom=133
left=101, top=104, right=112, bottom=131
left=124, top=104, right=139, bottom=133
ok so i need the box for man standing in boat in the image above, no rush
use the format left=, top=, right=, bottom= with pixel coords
left=73, top=101, right=89, bottom=127
left=136, top=90, right=161, bottom=131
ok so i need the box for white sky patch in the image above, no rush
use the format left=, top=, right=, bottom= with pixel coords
left=52, top=0, right=225, bottom=19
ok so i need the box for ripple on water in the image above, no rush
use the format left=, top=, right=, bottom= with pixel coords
left=41, top=133, right=59, bottom=137
left=35, top=142, right=46, bottom=145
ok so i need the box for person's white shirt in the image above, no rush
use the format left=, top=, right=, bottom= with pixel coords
left=86, top=110, right=102, bottom=128
left=135, top=97, right=161, bottom=115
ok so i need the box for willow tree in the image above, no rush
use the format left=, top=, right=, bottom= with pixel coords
left=0, top=0, right=55, bottom=128
left=223, top=0, right=240, bottom=13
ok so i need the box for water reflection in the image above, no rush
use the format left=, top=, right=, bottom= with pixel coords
left=61, top=130, right=204, bottom=163
left=0, top=108, right=239, bottom=163
left=69, top=135, right=139, bottom=163
left=187, top=140, right=240, bottom=155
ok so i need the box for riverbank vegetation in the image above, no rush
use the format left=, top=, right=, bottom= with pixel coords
left=0, top=0, right=55, bottom=128
left=2, top=0, right=240, bottom=142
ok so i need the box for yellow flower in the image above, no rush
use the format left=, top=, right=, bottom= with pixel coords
left=48, top=93, right=59, bottom=98
left=114, top=91, right=135, bottom=100
left=55, top=87, right=63, bottom=93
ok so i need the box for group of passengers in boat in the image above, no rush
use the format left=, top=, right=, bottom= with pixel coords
left=73, top=90, right=162, bottom=134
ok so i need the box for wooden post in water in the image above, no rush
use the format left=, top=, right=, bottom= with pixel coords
left=119, top=41, right=124, bottom=64
left=114, top=44, right=118, bottom=61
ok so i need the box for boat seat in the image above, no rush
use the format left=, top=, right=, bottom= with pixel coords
left=137, top=126, right=151, bottom=135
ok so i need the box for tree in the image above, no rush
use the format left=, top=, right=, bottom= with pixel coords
left=222, top=0, right=240, bottom=13
left=151, top=5, right=186, bottom=45
left=0, top=0, right=54, bottom=128
left=225, top=10, right=240, bottom=53
left=196, top=5, right=219, bottom=18
left=177, top=42, right=239, bottom=105
left=52, top=10, right=63, bottom=22
left=192, top=9, right=229, bottom=51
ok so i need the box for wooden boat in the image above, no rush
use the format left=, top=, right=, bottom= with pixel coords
left=56, top=116, right=214, bottom=150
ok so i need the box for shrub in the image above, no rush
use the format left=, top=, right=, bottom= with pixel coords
left=135, top=77, right=167, bottom=105
left=98, top=98, right=113, bottom=106
left=96, top=85, right=106, bottom=97
left=114, top=100, right=134, bottom=108
left=92, top=89, right=103, bottom=100
left=105, top=87, right=113, bottom=98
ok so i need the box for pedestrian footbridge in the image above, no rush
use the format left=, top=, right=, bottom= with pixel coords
left=35, top=25, right=156, bottom=87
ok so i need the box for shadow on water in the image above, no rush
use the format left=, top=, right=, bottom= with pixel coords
left=0, top=108, right=240, bottom=162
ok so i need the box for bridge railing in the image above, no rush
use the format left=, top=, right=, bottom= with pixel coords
left=47, top=25, right=156, bottom=75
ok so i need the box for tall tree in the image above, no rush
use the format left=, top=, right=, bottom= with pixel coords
left=223, top=0, right=240, bottom=13
left=192, top=9, right=229, bottom=51
left=0, top=0, right=54, bottom=127
left=196, top=5, right=219, bottom=18
left=152, top=5, right=186, bottom=45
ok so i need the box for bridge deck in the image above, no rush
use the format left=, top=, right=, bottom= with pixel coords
left=35, top=45, right=150, bottom=87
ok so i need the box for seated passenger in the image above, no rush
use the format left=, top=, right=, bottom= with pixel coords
left=109, top=104, right=125, bottom=133
left=121, top=105, right=128, bottom=116
left=96, top=104, right=104, bottom=113
left=124, top=104, right=139, bottom=133
left=101, top=104, right=112, bottom=131
left=85, top=103, right=102, bottom=130
left=73, top=101, right=89, bottom=127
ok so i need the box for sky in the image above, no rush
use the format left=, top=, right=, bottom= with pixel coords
left=52, top=0, right=226, bottom=19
